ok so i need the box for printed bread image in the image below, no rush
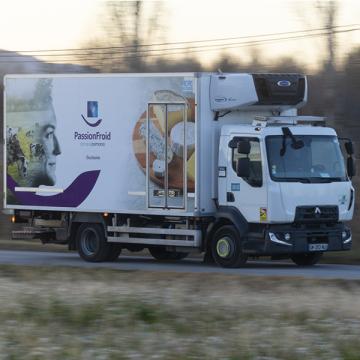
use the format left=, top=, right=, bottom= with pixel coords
left=132, top=91, right=195, bottom=193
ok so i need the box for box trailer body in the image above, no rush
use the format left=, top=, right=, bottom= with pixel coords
left=3, top=72, right=355, bottom=267
left=5, top=73, right=205, bottom=215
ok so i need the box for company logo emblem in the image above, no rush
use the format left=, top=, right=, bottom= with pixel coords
left=314, top=207, right=321, bottom=215
left=81, top=101, right=102, bottom=127
left=277, top=80, right=291, bottom=87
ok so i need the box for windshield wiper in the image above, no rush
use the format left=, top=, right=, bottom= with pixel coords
left=277, top=177, right=343, bottom=183
left=278, top=177, right=311, bottom=183
left=308, top=177, right=343, bottom=183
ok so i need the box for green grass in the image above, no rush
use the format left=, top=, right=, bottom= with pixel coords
left=0, top=266, right=359, bottom=358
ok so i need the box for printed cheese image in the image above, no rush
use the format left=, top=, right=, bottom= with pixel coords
left=170, top=121, right=195, bottom=159
left=187, top=151, right=195, bottom=183
left=153, top=159, right=166, bottom=178
left=153, top=90, right=185, bottom=133
left=132, top=89, right=195, bottom=192
left=152, top=90, right=195, bottom=134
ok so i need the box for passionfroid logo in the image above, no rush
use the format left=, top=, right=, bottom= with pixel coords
left=81, top=101, right=102, bottom=127
left=76, top=101, right=111, bottom=142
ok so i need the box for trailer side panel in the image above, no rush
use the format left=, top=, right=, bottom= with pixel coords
left=4, top=73, right=198, bottom=215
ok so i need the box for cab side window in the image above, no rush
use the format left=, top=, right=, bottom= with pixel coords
left=232, top=137, right=262, bottom=187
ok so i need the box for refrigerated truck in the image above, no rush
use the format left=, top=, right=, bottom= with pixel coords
left=3, top=72, right=355, bottom=267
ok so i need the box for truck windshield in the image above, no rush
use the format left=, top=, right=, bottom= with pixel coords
left=266, top=135, right=347, bottom=182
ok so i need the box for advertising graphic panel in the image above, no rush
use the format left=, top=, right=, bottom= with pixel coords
left=5, top=75, right=196, bottom=212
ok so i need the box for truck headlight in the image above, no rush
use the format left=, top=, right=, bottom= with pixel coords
left=342, top=229, right=352, bottom=244
left=269, top=232, right=292, bottom=246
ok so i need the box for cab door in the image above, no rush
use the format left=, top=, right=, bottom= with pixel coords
left=226, top=136, right=267, bottom=223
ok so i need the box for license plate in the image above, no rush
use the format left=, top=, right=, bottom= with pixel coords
left=308, top=243, right=328, bottom=251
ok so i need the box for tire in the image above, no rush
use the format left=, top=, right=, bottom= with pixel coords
left=148, top=246, right=189, bottom=261
left=76, top=223, right=111, bottom=262
left=211, top=225, right=247, bottom=268
left=291, top=252, right=323, bottom=266
left=170, top=252, right=189, bottom=260
left=106, top=244, right=122, bottom=262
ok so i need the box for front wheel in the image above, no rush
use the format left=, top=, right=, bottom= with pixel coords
left=211, top=225, right=247, bottom=268
left=291, top=252, right=323, bottom=266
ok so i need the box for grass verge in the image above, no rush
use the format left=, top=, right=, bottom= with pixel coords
left=0, top=265, right=359, bottom=359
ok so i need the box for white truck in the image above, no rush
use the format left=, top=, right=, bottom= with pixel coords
left=3, top=72, right=355, bottom=267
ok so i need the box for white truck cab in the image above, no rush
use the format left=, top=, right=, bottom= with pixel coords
left=219, top=124, right=354, bottom=224
left=207, top=73, right=355, bottom=267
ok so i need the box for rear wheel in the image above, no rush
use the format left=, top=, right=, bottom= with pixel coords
left=76, top=223, right=111, bottom=262
left=148, top=246, right=189, bottom=261
left=211, top=225, right=247, bottom=268
left=106, top=244, right=122, bottom=261
left=291, top=252, right=323, bottom=266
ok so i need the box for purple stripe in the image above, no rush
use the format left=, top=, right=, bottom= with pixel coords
left=81, top=115, right=103, bottom=127
left=7, top=170, right=100, bottom=207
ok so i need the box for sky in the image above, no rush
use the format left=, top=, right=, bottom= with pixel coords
left=0, top=0, right=359, bottom=71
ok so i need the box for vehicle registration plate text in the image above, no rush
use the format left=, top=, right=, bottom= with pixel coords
left=309, top=243, right=328, bottom=251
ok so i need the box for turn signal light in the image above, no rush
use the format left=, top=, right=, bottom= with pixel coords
left=11, top=215, right=15, bottom=223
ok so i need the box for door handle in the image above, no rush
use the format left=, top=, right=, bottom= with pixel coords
left=227, top=192, right=235, bottom=202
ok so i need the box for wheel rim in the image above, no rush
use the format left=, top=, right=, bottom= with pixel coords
left=81, top=228, right=99, bottom=256
left=216, top=237, right=233, bottom=258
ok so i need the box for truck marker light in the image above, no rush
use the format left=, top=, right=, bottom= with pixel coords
left=11, top=216, right=15, bottom=223
left=103, top=213, right=108, bottom=217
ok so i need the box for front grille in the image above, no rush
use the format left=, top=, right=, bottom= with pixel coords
left=295, top=206, right=338, bottom=223
left=306, top=232, right=330, bottom=244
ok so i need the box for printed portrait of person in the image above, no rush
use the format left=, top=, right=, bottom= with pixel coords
left=6, top=78, right=61, bottom=188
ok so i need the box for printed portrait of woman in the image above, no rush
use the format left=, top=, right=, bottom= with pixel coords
left=6, top=78, right=61, bottom=188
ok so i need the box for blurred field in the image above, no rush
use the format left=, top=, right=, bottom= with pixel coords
left=0, top=266, right=359, bottom=359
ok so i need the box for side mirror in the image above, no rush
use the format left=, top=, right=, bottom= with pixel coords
left=237, top=140, right=251, bottom=155
left=347, top=157, right=356, bottom=178
left=345, top=141, right=354, bottom=156
left=237, top=158, right=250, bottom=178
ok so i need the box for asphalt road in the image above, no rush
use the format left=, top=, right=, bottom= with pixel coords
left=0, top=249, right=360, bottom=279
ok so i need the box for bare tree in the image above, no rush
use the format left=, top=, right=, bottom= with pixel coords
left=293, top=1, right=339, bottom=122
left=79, top=1, right=165, bottom=72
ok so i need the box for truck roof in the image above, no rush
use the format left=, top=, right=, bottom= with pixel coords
left=221, top=124, right=337, bottom=137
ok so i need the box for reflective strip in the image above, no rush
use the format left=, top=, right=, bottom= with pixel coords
left=15, top=187, right=63, bottom=193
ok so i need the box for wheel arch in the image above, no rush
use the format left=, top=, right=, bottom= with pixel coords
left=68, top=213, right=107, bottom=250
left=205, top=206, right=248, bottom=252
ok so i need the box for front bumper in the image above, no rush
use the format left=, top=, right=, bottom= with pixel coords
left=244, top=223, right=351, bottom=255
